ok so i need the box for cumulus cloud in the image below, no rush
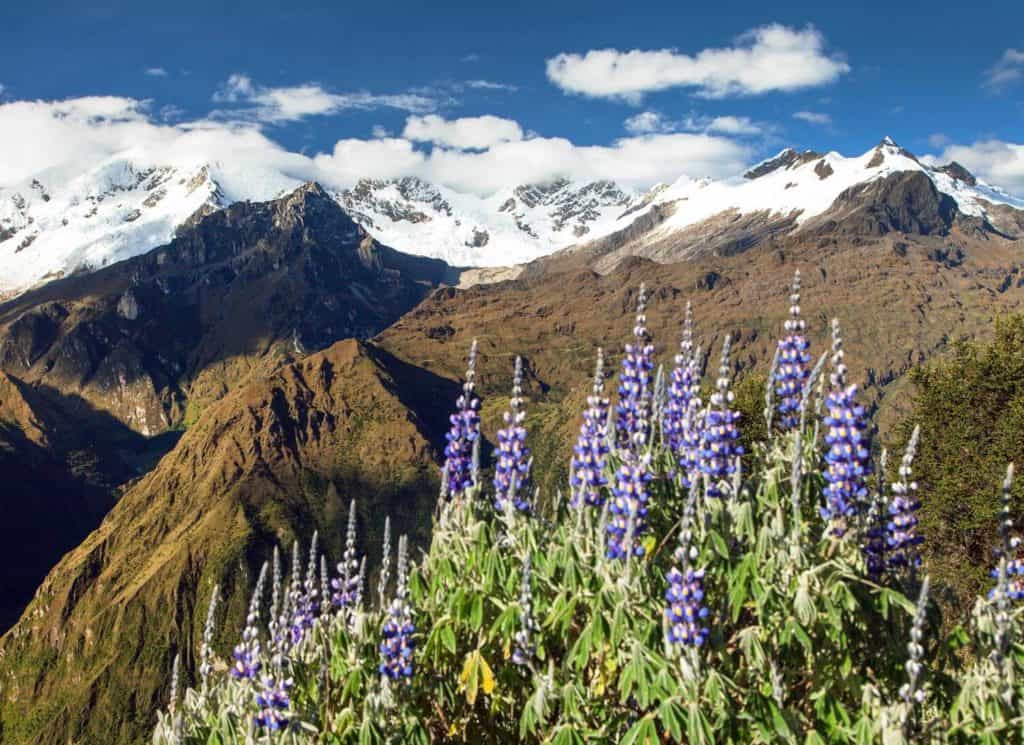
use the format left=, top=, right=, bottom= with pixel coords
left=144, top=67, right=169, bottom=77
left=211, top=73, right=439, bottom=123
left=624, top=110, right=762, bottom=136
left=792, top=110, right=831, bottom=126
left=402, top=114, right=524, bottom=149
left=984, top=49, right=1024, bottom=90
left=922, top=139, right=1024, bottom=194
left=546, top=24, right=849, bottom=101
left=0, top=96, right=752, bottom=197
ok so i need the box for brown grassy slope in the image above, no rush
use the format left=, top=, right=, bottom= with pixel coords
left=0, top=339, right=456, bottom=745
left=377, top=226, right=1024, bottom=454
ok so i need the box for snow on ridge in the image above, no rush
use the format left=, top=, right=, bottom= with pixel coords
left=1, top=137, right=1022, bottom=297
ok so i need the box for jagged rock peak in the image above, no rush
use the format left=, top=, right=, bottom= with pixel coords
left=744, top=148, right=823, bottom=179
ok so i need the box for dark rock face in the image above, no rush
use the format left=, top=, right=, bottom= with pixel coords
left=936, top=161, right=977, bottom=186
left=744, top=149, right=822, bottom=179
left=807, top=171, right=959, bottom=237
left=0, top=182, right=460, bottom=435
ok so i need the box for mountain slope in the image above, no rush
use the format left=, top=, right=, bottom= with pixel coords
left=547, top=138, right=1024, bottom=273
left=0, top=182, right=459, bottom=435
left=0, top=338, right=457, bottom=745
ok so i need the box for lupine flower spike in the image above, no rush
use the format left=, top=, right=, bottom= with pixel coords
left=443, top=339, right=481, bottom=498
left=616, top=283, right=655, bottom=454
left=198, top=585, right=220, bottom=695
left=665, top=488, right=709, bottom=650
left=378, top=517, right=392, bottom=610
left=494, top=355, right=532, bottom=513
left=886, top=425, right=923, bottom=578
left=897, top=576, right=931, bottom=737
left=570, top=348, right=611, bottom=509
left=607, top=451, right=654, bottom=560
left=379, top=535, right=415, bottom=680
left=862, top=449, right=889, bottom=582
left=513, top=555, right=538, bottom=669
left=990, top=464, right=1020, bottom=697
left=332, top=500, right=361, bottom=613
left=664, top=303, right=704, bottom=488
left=255, top=674, right=293, bottom=731
left=820, top=318, right=869, bottom=535
left=699, top=334, right=743, bottom=499
left=231, top=562, right=268, bottom=681
left=775, top=270, right=812, bottom=432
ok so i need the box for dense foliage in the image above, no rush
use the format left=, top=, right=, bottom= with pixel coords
left=893, top=315, right=1024, bottom=611
left=154, top=276, right=1024, bottom=744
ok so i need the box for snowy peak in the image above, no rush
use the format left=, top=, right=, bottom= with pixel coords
left=743, top=148, right=822, bottom=180
left=0, top=159, right=226, bottom=296
left=338, top=176, right=639, bottom=266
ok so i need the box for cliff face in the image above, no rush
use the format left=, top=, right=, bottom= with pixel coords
left=0, top=339, right=457, bottom=745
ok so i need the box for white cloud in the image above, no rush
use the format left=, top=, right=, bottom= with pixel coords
left=371, top=124, right=392, bottom=138
left=211, top=74, right=439, bottom=123
left=403, top=114, right=523, bottom=149
left=624, top=110, right=762, bottom=136
left=144, top=67, right=169, bottom=77
left=928, top=133, right=951, bottom=149
left=461, top=53, right=480, bottom=63
left=0, top=83, right=5, bottom=96
left=984, top=49, right=1024, bottom=90
left=0, top=96, right=752, bottom=198
left=464, top=79, right=519, bottom=92
left=922, top=139, right=1024, bottom=193
left=546, top=24, right=849, bottom=101
left=793, top=110, right=831, bottom=126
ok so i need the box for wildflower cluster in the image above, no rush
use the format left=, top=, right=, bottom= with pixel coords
left=156, top=280, right=1024, bottom=745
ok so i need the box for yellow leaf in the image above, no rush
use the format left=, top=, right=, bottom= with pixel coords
left=479, top=654, right=495, bottom=695
left=460, top=651, right=480, bottom=706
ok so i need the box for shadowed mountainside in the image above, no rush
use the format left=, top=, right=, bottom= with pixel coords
left=0, top=182, right=460, bottom=436
left=0, top=339, right=457, bottom=745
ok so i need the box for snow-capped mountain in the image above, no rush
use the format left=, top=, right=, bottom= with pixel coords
left=336, top=176, right=638, bottom=267
left=1, top=136, right=1021, bottom=298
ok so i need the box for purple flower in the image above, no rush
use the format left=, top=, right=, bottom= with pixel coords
left=886, top=428, right=923, bottom=573
left=665, top=567, right=710, bottom=647
left=231, top=562, right=268, bottom=681
left=988, top=464, right=1023, bottom=603
left=379, top=536, right=415, bottom=680
left=615, top=284, right=654, bottom=453
left=698, top=336, right=743, bottom=499
left=607, top=457, right=653, bottom=560
left=443, top=340, right=481, bottom=498
left=663, top=303, right=703, bottom=488
left=820, top=319, right=869, bottom=534
left=570, top=349, right=610, bottom=508
left=494, top=356, right=532, bottom=513
left=331, top=500, right=361, bottom=611
left=254, top=675, right=293, bottom=731
left=775, top=270, right=811, bottom=431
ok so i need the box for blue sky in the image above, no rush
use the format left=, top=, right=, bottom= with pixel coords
left=1, top=0, right=1022, bottom=193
